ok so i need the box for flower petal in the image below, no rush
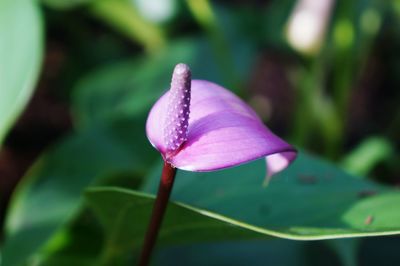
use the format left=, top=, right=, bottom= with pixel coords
left=146, top=80, right=297, bottom=175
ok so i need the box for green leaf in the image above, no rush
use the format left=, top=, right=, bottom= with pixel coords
left=0, top=0, right=43, bottom=145
left=1, top=119, right=156, bottom=266
left=341, top=137, right=393, bottom=176
left=72, top=37, right=254, bottom=128
left=41, top=0, right=94, bottom=9
left=326, top=239, right=359, bottom=266
left=84, top=152, right=400, bottom=262
left=72, top=38, right=224, bottom=127
left=38, top=211, right=104, bottom=266
left=143, top=152, right=400, bottom=240
left=89, top=0, right=166, bottom=53
left=35, top=209, right=345, bottom=266
left=86, top=187, right=264, bottom=265
left=154, top=239, right=343, bottom=266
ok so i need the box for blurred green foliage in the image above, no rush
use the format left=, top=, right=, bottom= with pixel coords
left=0, top=0, right=43, bottom=145
left=1, top=0, right=399, bottom=265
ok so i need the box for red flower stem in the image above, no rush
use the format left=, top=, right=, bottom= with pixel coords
left=138, top=161, right=177, bottom=266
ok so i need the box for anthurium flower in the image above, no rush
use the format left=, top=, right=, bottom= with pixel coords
left=140, top=63, right=297, bottom=266
left=146, top=63, right=297, bottom=177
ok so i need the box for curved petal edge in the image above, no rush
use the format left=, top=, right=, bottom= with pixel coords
left=146, top=79, right=297, bottom=176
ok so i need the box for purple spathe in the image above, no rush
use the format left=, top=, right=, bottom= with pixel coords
left=146, top=79, right=297, bottom=177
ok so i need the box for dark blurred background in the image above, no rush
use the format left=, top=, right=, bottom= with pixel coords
left=0, top=0, right=399, bottom=265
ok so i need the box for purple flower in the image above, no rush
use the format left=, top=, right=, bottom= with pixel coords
left=141, top=64, right=298, bottom=265
left=146, top=63, right=297, bottom=177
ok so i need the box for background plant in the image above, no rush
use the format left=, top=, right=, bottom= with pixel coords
left=0, top=0, right=399, bottom=265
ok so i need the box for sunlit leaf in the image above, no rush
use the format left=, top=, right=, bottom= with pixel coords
left=142, top=152, right=400, bottom=241
left=83, top=152, right=400, bottom=263
left=341, top=137, right=393, bottom=176
left=0, top=0, right=43, bottom=145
